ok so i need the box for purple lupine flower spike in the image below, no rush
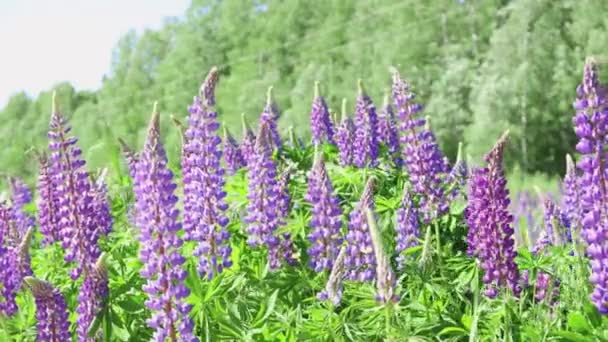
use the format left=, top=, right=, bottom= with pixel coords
left=25, top=277, right=71, bottom=342
left=395, top=184, right=421, bottom=269
left=133, top=105, right=198, bottom=341
left=367, top=209, right=399, bottom=304
left=0, top=205, right=21, bottom=316
left=241, top=113, right=256, bottom=166
left=245, top=120, right=296, bottom=270
left=345, top=177, right=377, bottom=282
left=561, top=154, right=582, bottom=241
left=310, top=81, right=335, bottom=145
left=353, top=80, right=379, bottom=168
left=76, top=253, right=109, bottom=342
left=37, top=154, right=61, bottom=245
left=392, top=70, right=448, bottom=222
left=48, top=93, right=103, bottom=280
left=317, top=246, right=347, bottom=305
left=259, top=87, right=282, bottom=150
left=573, top=59, right=608, bottom=313
left=446, top=142, right=468, bottom=201
left=8, top=177, right=35, bottom=238
left=377, top=92, right=402, bottom=165
left=334, top=99, right=355, bottom=166
left=182, top=68, right=232, bottom=280
left=465, top=131, right=520, bottom=298
left=119, top=138, right=139, bottom=178
left=277, top=166, right=294, bottom=217
left=305, top=152, right=343, bottom=272
left=223, top=126, right=246, bottom=175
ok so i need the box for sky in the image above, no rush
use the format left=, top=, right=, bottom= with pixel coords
left=0, top=0, right=191, bottom=107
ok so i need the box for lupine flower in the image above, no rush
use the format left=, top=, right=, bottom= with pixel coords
left=240, top=113, right=256, bottom=166
left=0, top=208, right=20, bottom=316
left=573, top=59, right=608, bottom=313
left=465, top=131, right=520, bottom=298
left=259, top=87, right=282, bottom=150
left=119, top=138, right=139, bottom=178
left=334, top=99, right=355, bottom=166
left=277, top=166, right=294, bottom=217
left=91, top=170, right=113, bottom=237
left=310, top=81, right=334, bottom=144
left=395, top=185, right=421, bottom=269
left=345, top=177, right=377, bottom=282
left=36, top=154, right=61, bottom=245
left=392, top=70, right=449, bottom=222
left=377, top=93, right=401, bottom=165
left=305, top=153, right=343, bottom=272
left=366, top=209, right=399, bottom=303
left=353, top=80, right=379, bottom=168
left=317, top=246, right=347, bottom=305
left=133, top=106, right=197, bottom=341
left=48, top=96, right=103, bottom=280
left=182, top=68, right=232, bottom=280
left=223, top=126, right=246, bottom=174
left=445, top=142, right=468, bottom=201
left=25, top=277, right=71, bottom=342
left=8, top=177, right=35, bottom=237
left=76, top=254, right=109, bottom=342
left=245, top=121, right=296, bottom=270
left=561, top=154, right=582, bottom=241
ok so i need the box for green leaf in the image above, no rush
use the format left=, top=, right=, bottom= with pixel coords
left=552, top=330, right=594, bottom=342
left=438, top=327, right=467, bottom=336
left=567, top=312, right=592, bottom=333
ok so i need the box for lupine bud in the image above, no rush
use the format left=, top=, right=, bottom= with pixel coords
left=572, top=59, right=608, bottom=313
left=223, top=126, right=246, bottom=175
left=395, top=185, right=421, bottom=269
left=367, top=209, right=399, bottom=303
left=36, top=154, right=61, bottom=245
left=133, top=105, right=198, bottom=341
left=182, top=69, right=232, bottom=280
left=465, top=131, right=520, bottom=298
left=259, top=87, right=282, bottom=150
left=245, top=121, right=296, bottom=270
left=76, top=254, right=109, bottom=342
left=561, top=154, right=582, bottom=240
left=334, top=99, right=355, bottom=166
left=392, top=70, right=449, bottom=222
left=305, top=153, right=343, bottom=272
left=377, top=93, right=402, bottom=165
left=25, top=277, right=71, bottom=342
left=310, top=81, right=335, bottom=144
left=240, top=113, right=256, bottom=166
left=317, top=246, right=347, bottom=305
left=353, top=80, right=379, bottom=168
left=345, top=178, right=377, bottom=281
left=119, top=138, right=139, bottom=178
left=446, top=142, right=468, bottom=201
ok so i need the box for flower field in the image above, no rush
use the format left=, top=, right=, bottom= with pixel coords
left=1, top=60, right=607, bottom=341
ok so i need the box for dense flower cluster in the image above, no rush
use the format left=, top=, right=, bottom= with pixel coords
left=223, top=127, right=246, bottom=174
left=182, top=68, right=232, bottom=280
left=392, top=71, right=449, bottom=222
left=133, top=108, right=197, bottom=341
left=376, top=94, right=401, bottom=166
left=26, top=277, right=71, bottom=342
left=465, top=132, right=520, bottom=298
left=310, top=82, right=334, bottom=144
left=259, top=87, right=282, bottom=150
left=37, top=154, right=61, bottom=245
left=345, top=178, right=377, bottom=281
left=8, top=177, right=35, bottom=237
left=334, top=99, right=355, bottom=166
left=572, top=59, right=608, bottom=313
left=76, top=254, right=109, bottom=342
left=305, top=154, right=343, bottom=272
left=353, top=81, right=379, bottom=168
left=395, top=185, right=421, bottom=269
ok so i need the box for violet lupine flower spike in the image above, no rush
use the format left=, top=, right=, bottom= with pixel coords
left=259, top=87, right=282, bottom=150
left=25, top=277, right=71, bottom=342
left=305, top=152, right=343, bottom=272
left=334, top=99, right=355, bottom=166
left=48, top=94, right=103, bottom=280
left=395, top=184, right=421, bottom=269
left=241, top=113, right=256, bottom=166
left=345, top=177, right=377, bottom=282
left=392, top=70, right=449, bottom=222
left=118, top=138, right=139, bottom=178
left=464, top=131, right=520, bottom=298
left=446, top=142, right=468, bottom=201
left=310, top=81, right=335, bottom=145
left=317, top=246, right=347, bottom=305
left=0, top=205, right=21, bottom=316
left=223, top=126, right=246, bottom=175
left=245, top=120, right=297, bottom=269
left=8, top=177, right=35, bottom=238
left=133, top=105, right=198, bottom=341
left=76, top=253, right=109, bottom=342
left=377, top=92, right=402, bottom=166
left=561, top=154, right=582, bottom=242
left=353, top=80, right=379, bottom=168
left=573, top=58, right=608, bottom=313
left=37, top=153, right=62, bottom=245
left=366, top=209, right=399, bottom=304
left=182, top=69, right=232, bottom=280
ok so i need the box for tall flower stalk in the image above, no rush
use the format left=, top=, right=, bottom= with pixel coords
left=223, top=126, right=246, bottom=175
left=310, top=81, right=334, bottom=144
left=335, top=99, right=355, bottom=167
left=8, top=177, right=35, bottom=238
left=25, top=277, right=71, bottom=342
left=377, top=93, right=401, bottom=166
left=353, top=80, right=379, bottom=168
left=395, top=184, right=421, bottom=269
left=367, top=209, right=399, bottom=304
left=345, top=177, right=376, bottom=281
left=259, top=87, right=282, bottom=150
left=133, top=105, right=197, bottom=341
left=37, top=153, right=61, bottom=245
left=76, top=254, right=109, bottom=341
left=465, top=131, right=520, bottom=298
left=561, top=154, right=582, bottom=243
left=182, top=68, right=232, bottom=280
